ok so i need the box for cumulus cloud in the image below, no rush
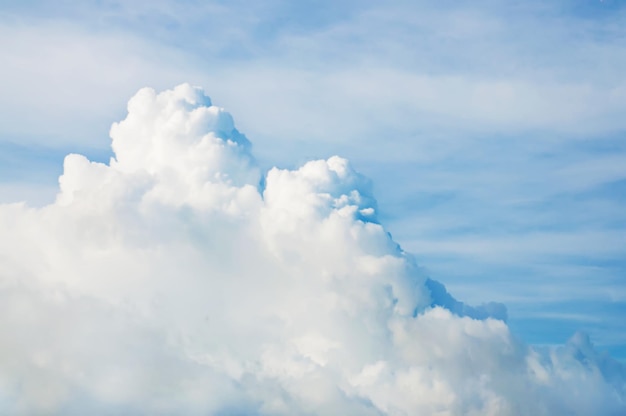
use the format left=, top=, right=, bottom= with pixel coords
left=0, top=84, right=624, bottom=415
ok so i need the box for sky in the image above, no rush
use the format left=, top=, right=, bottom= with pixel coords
left=1, top=0, right=626, bottom=414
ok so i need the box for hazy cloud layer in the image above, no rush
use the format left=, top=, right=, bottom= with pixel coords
left=1, top=85, right=624, bottom=415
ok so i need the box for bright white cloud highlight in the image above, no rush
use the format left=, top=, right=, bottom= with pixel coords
left=0, top=84, right=624, bottom=415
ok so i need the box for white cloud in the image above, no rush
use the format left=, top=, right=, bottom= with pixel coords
left=0, top=84, right=624, bottom=414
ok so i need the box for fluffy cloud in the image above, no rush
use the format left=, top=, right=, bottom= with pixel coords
left=0, top=84, right=624, bottom=415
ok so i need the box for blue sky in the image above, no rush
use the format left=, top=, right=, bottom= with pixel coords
left=1, top=0, right=625, bottom=363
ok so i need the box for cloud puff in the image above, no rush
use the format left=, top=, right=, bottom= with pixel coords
left=0, top=84, right=624, bottom=415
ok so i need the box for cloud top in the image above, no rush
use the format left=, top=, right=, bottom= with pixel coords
left=0, top=84, right=624, bottom=415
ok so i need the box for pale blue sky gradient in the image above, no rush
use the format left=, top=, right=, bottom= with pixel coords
left=1, top=0, right=625, bottom=359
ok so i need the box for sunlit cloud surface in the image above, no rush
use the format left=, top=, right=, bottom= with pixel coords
left=0, top=85, right=624, bottom=415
